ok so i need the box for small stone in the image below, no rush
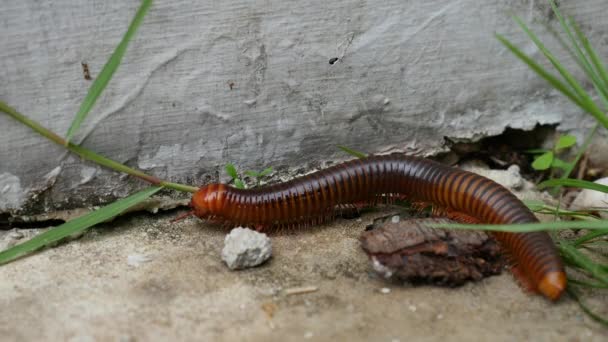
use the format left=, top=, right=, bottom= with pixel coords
left=8, top=230, right=24, bottom=239
left=221, top=227, right=272, bottom=270
left=304, top=331, right=313, bottom=339
left=570, top=177, right=608, bottom=219
left=127, top=254, right=153, bottom=267
left=380, top=287, right=391, bottom=294
left=408, top=305, right=417, bottom=312
left=391, top=215, right=400, bottom=223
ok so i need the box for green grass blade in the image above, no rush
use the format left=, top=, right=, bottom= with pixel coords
left=0, top=186, right=162, bottom=265
left=429, top=219, right=608, bottom=232
left=0, top=101, right=198, bottom=193
left=559, top=241, right=608, bottom=285
left=538, top=178, right=608, bottom=193
left=570, top=19, right=608, bottom=109
left=495, top=34, right=583, bottom=108
left=574, top=229, right=608, bottom=246
left=512, top=15, right=602, bottom=114
left=337, top=145, right=368, bottom=159
left=547, top=0, right=608, bottom=102
left=65, top=0, right=153, bottom=143
left=560, top=123, right=598, bottom=180
left=567, top=287, right=608, bottom=327
left=568, top=278, right=608, bottom=289
left=550, top=0, right=608, bottom=101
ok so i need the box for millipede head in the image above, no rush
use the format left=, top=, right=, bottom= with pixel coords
left=191, top=183, right=227, bottom=220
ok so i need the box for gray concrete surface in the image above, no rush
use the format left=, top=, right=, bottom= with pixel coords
left=1, top=166, right=607, bottom=341
left=1, top=209, right=607, bottom=341
left=1, top=0, right=607, bottom=215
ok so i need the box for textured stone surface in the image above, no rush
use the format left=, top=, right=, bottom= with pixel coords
left=222, top=227, right=272, bottom=270
left=2, top=0, right=607, bottom=215
left=1, top=210, right=607, bottom=341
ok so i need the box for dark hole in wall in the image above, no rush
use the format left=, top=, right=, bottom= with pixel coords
left=0, top=213, right=66, bottom=230
left=436, top=124, right=558, bottom=176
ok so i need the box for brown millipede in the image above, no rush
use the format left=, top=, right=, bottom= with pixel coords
left=190, top=154, right=566, bottom=301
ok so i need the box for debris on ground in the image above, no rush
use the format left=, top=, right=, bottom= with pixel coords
left=221, top=227, right=272, bottom=270
left=360, top=216, right=505, bottom=286
left=570, top=177, right=608, bottom=219
left=284, top=286, right=319, bottom=296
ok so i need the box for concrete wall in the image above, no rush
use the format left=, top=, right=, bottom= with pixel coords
left=1, top=0, right=607, bottom=215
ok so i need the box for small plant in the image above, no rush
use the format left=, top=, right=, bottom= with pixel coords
left=225, top=163, right=273, bottom=189
left=528, top=134, right=577, bottom=173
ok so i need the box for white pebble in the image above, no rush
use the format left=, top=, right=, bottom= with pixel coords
left=221, top=227, right=272, bottom=270
left=127, top=254, right=153, bottom=267
left=380, top=287, right=391, bottom=294
left=408, top=305, right=417, bottom=312
left=304, top=331, right=313, bottom=339
left=570, top=177, right=608, bottom=219
left=391, top=215, right=400, bottom=223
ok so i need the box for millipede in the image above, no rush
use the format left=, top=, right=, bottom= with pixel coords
left=190, top=153, right=566, bottom=301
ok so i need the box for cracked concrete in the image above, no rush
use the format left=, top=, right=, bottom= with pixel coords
left=1, top=208, right=607, bottom=341
left=1, top=0, right=607, bottom=215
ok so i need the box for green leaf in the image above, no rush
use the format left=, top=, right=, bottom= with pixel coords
left=550, top=157, right=571, bottom=171
left=244, top=170, right=260, bottom=178
left=538, top=178, right=608, bottom=193
left=0, top=186, right=162, bottom=265
left=258, top=167, right=273, bottom=177
left=531, top=151, right=554, bottom=170
left=65, top=0, right=153, bottom=144
left=555, top=134, right=577, bottom=150
left=337, top=145, right=368, bottom=159
left=234, top=179, right=245, bottom=189
left=559, top=124, right=598, bottom=182
left=225, top=163, right=238, bottom=179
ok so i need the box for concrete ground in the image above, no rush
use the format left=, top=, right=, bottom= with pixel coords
left=1, top=207, right=606, bottom=342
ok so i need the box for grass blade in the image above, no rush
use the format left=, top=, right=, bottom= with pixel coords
left=570, top=20, right=608, bottom=107
left=429, top=219, right=608, bottom=232
left=0, top=101, right=197, bottom=193
left=568, top=278, right=608, bottom=289
left=511, top=15, right=602, bottom=116
left=495, top=34, right=583, bottom=108
left=0, top=186, right=162, bottom=265
left=538, top=178, right=608, bottom=193
left=573, top=229, right=608, bottom=246
left=567, top=287, right=608, bottom=327
left=65, top=0, right=153, bottom=143
left=547, top=0, right=608, bottom=106
left=560, top=123, right=598, bottom=180
left=559, top=241, right=608, bottom=285
left=337, top=145, right=368, bottom=159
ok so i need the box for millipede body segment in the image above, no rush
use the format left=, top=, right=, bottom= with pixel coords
left=191, top=154, right=566, bottom=300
